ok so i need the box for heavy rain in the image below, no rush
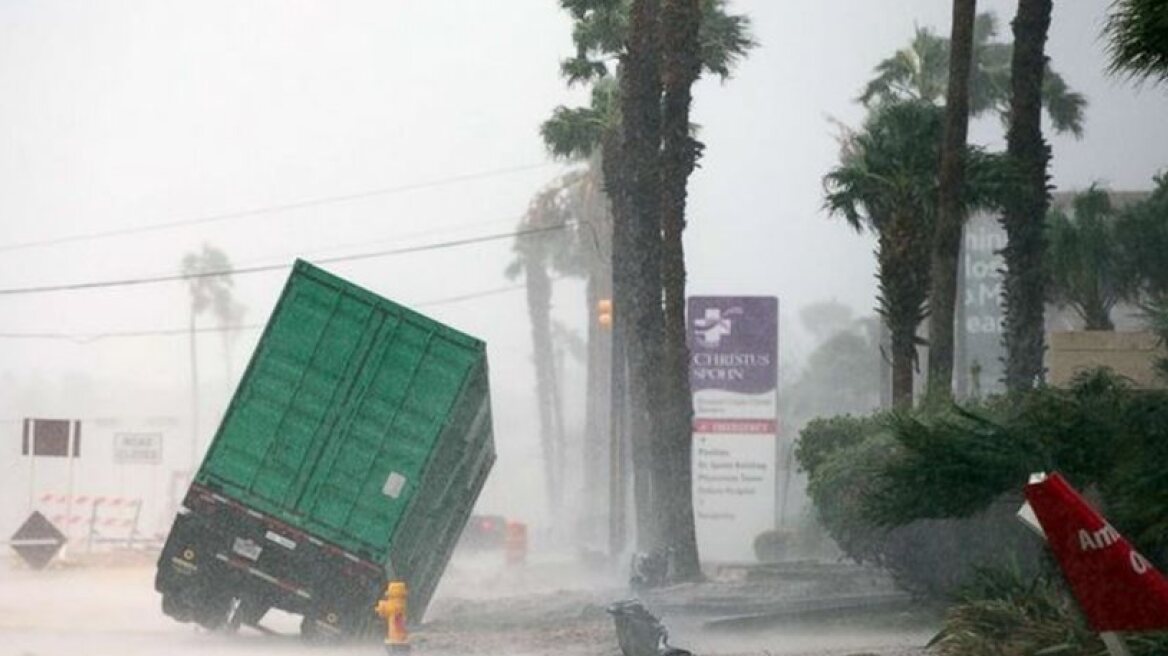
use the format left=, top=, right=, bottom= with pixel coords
left=2, top=2, right=1168, bottom=656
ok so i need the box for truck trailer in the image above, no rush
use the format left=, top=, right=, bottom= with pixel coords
left=155, top=260, right=495, bottom=639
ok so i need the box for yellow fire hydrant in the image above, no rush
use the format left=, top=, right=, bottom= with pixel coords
left=374, top=581, right=410, bottom=652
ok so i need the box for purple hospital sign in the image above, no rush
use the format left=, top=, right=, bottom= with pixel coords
left=688, top=296, right=779, bottom=563
left=689, top=296, right=777, bottom=396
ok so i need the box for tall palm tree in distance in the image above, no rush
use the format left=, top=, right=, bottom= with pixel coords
left=860, top=12, right=1085, bottom=136
left=180, top=244, right=244, bottom=470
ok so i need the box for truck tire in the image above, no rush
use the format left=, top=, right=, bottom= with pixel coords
left=300, top=612, right=343, bottom=643
left=192, top=594, right=232, bottom=631
left=161, top=593, right=194, bottom=623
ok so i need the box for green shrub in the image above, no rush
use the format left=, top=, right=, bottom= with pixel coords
left=795, top=413, right=884, bottom=477
left=930, top=565, right=1168, bottom=656
left=800, top=418, right=1040, bottom=597
left=798, top=370, right=1168, bottom=599
left=869, top=370, right=1168, bottom=569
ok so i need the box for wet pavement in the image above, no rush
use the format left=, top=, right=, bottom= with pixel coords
left=0, top=552, right=931, bottom=656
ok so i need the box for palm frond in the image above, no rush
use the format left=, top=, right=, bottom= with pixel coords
left=1104, top=0, right=1168, bottom=85
left=1042, top=67, right=1087, bottom=138
left=698, top=0, right=756, bottom=80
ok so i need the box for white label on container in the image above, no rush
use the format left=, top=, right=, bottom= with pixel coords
left=232, top=537, right=262, bottom=561
left=383, top=472, right=407, bottom=499
left=265, top=530, right=297, bottom=550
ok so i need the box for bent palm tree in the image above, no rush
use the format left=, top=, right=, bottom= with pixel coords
left=825, top=102, right=1004, bottom=408
left=825, top=103, right=943, bottom=409
left=860, top=12, right=1086, bottom=136
left=180, top=244, right=245, bottom=469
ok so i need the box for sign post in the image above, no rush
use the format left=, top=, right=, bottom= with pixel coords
left=22, top=418, right=82, bottom=533
left=688, top=296, right=778, bottom=563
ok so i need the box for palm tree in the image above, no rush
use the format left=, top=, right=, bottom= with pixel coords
left=927, top=0, right=978, bottom=404
left=1104, top=0, right=1168, bottom=86
left=1046, top=186, right=1135, bottom=330
left=1116, top=174, right=1168, bottom=301
left=825, top=103, right=942, bottom=408
left=826, top=102, right=1003, bottom=407
left=542, top=0, right=752, bottom=569
left=859, top=12, right=1086, bottom=136
left=180, top=244, right=244, bottom=469
left=506, top=172, right=597, bottom=517
left=1001, top=0, right=1053, bottom=393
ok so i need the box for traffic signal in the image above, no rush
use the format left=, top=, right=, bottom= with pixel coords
left=597, top=298, right=613, bottom=328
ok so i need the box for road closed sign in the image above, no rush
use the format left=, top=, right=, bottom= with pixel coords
left=689, top=296, right=778, bottom=563
left=114, top=432, right=163, bottom=465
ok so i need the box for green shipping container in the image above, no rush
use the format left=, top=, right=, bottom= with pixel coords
left=159, top=260, right=494, bottom=633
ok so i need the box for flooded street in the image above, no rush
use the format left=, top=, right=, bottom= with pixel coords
left=1, top=552, right=931, bottom=656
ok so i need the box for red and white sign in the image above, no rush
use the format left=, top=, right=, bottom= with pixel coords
left=1024, top=472, right=1168, bottom=632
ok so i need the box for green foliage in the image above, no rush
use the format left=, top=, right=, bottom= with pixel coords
left=800, top=370, right=1168, bottom=603
left=823, top=100, right=1004, bottom=394
left=798, top=413, right=1041, bottom=597
left=795, top=413, right=880, bottom=478
left=931, top=565, right=1168, bottom=655
left=930, top=569, right=1102, bottom=656
left=859, top=12, right=1086, bottom=136
left=1115, top=173, right=1168, bottom=299
left=554, top=0, right=753, bottom=86
left=1104, top=0, right=1168, bottom=86
left=541, top=78, right=620, bottom=160
left=696, top=0, right=756, bottom=80
left=543, top=0, right=754, bottom=160
left=867, top=371, right=1168, bottom=568
left=1045, top=186, right=1136, bottom=330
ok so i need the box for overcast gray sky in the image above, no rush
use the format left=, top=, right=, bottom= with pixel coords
left=2, top=1, right=1165, bottom=519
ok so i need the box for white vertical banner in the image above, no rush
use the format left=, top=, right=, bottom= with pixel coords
left=688, top=296, right=778, bottom=563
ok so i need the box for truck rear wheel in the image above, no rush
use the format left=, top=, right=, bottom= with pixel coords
left=192, top=594, right=232, bottom=631
left=300, top=608, right=372, bottom=642
left=161, top=593, right=194, bottom=622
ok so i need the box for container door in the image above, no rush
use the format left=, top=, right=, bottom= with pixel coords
left=200, top=273, right=379, bottom=509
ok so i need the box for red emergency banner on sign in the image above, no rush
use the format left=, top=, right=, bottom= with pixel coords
left=1025, top=472, right=1168, bottom=631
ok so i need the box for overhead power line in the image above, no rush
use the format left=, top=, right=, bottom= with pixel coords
left=0, top=162, right=556, bottom=254
left=0, top=224, right=567, bottom=297
left=0, top=280, right=560, bottom=343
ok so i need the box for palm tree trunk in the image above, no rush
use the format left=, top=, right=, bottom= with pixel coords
left=525, top=260, right=563, bottom=514
left=1083, top=301, right=1115, bottom=331
left=880, top=220, right=929, bottom=409
left=927, top=0, right=977, bottom=404
left=659, top=0, right=703, bottom=580
left=621, top=0, right=668, bottom=552
left=891, top=323, right=917, bottom=409
left=1002, top=0, right=1052, bottom=393
left=603, top=119, right=653, bottom=551
left=583, top=273, right=604, bottom=540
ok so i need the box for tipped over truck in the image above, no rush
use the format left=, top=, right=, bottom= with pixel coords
left=156, top=260, right=495, bottom=639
